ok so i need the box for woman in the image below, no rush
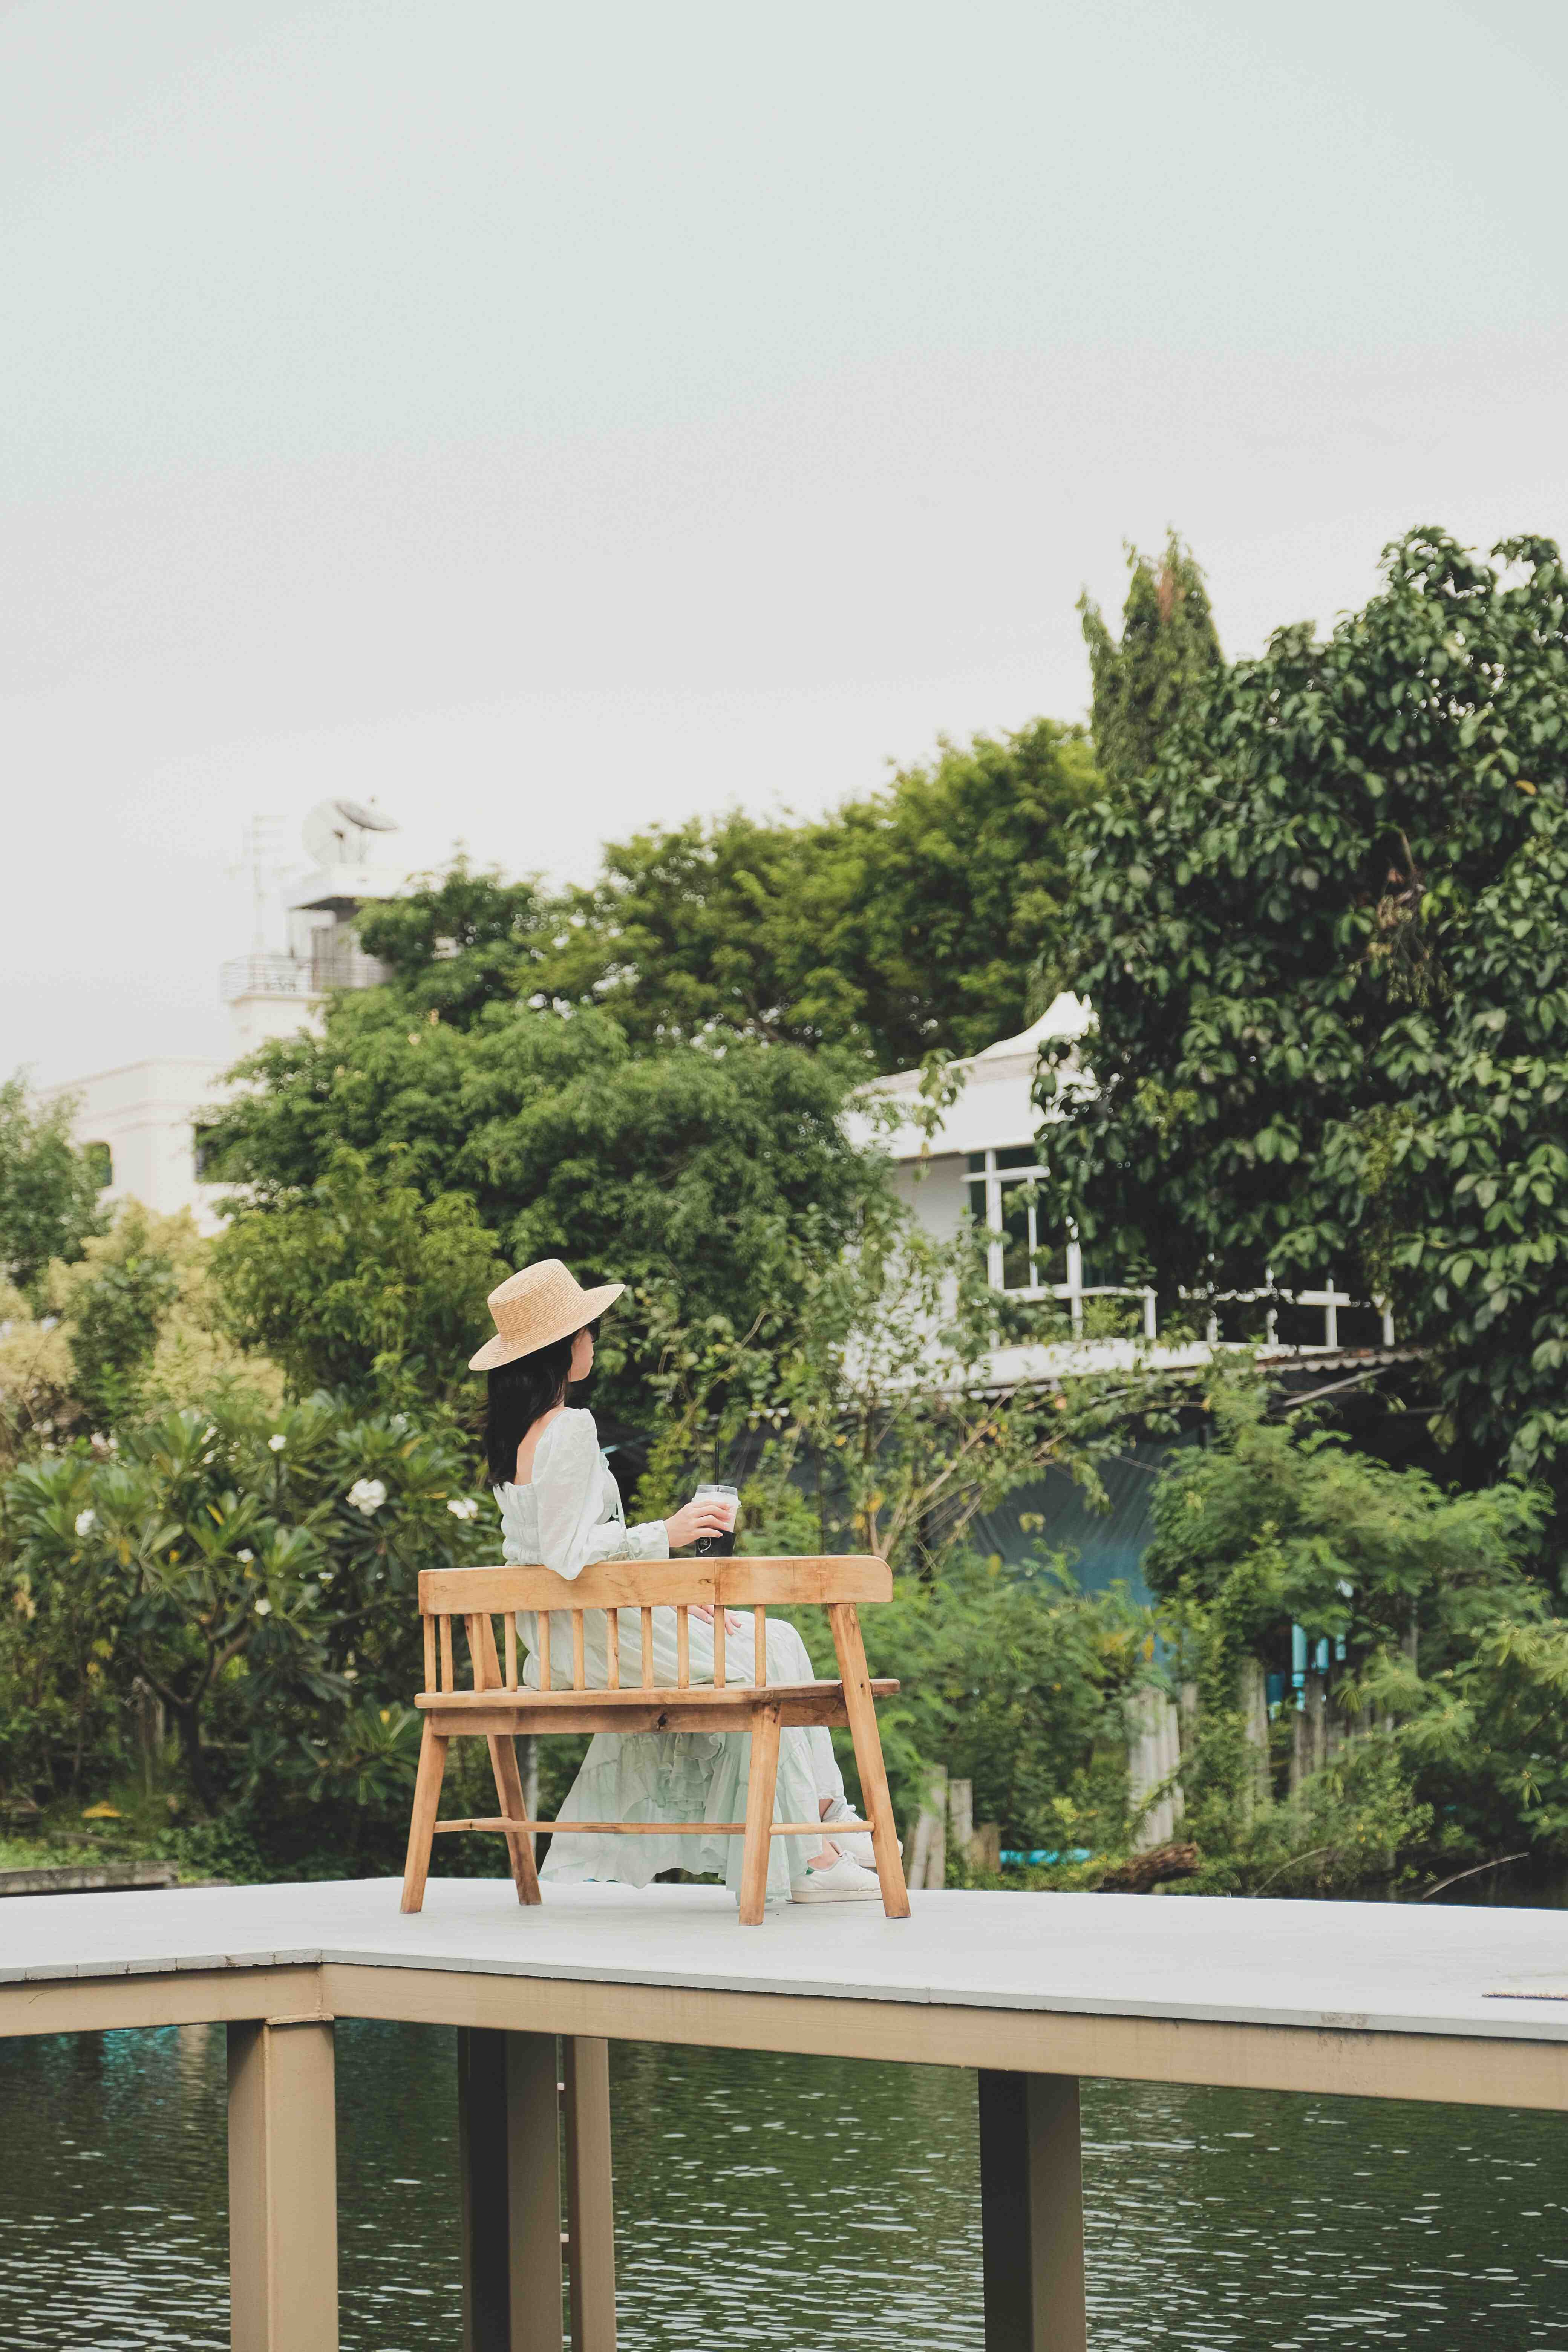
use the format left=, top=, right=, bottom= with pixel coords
left=471, top=1259, right=880, bottom=1905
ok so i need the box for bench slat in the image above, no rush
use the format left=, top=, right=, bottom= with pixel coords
left=430, top=1819, right=878, bottom=1836
left=416, top=1677, right=897, bottom=1712
left=418, top=1557, right=893, bottom=1615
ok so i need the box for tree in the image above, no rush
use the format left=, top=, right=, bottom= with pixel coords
left=349, top=720, right=1099, bottom=1071
left=354, top=858, right=556, bottom=1027
left=202, top=998, right=883, bottom=1426
left=0, top=1075, right=105, bottom=1291
left=214, top=1153, right=506, bottom=1410
left=1140, top=1368, right=1557, bottom=1891
left=1078, top=530, right=1223, bottom=796
left=1042, top=528, right=1568, bottom=1498
left=2, top=1391, right=491, bottom=1812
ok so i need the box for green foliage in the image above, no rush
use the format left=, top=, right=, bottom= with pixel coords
left=1142, top=1367, right=1563, bottom=1890
left=349, top=720, right=1099, bottom=1072
left=629, top=1190, right=1152, bottom=1574
left=0, top=1075, right=105, bottom=1291
left=1078, top=531, right=1223, bottom=797
left=0, top=1392, right=490, bottom=1825
left=0, top=1207, right=282, bottom=1470
left=1045, top=528, right=1568, bottom=1496
left=50, top=1213, right=180, bottom=1429
left=557, top=722, right=1101, bottom=1066
left=214, top=1152, right=505, bottom=1410
left=355, top=858, right=556, bottom=1026
left=204, top=1000, right=881, bottom=1425
left=1178, top=1732, right=1435, bottom=1901
left=1143, top=1370, right=1544, bottom=1669
left=857, top=1554, right=1152, bottom=1853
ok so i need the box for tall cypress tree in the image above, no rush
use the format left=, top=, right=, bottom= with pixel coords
left=1078, top=531, right=1223, bottom=794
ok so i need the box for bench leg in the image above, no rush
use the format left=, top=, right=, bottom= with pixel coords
left=469, top=1614, right=543, bottom=1908
left=487, top=1732, right=543, bottom=1907
left=401, top=1721, right=448, bottom=1914
left=563, top=2037, right=617, bottom=2351
left=978, top=2071, right=1086, bottom=2352
left=738, top=1703, right=781, bottom=1925
left=827, top=1603, right=911, bottom=1918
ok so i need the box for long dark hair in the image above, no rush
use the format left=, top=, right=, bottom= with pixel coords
left=484, top=1325, right=593, bottom=1485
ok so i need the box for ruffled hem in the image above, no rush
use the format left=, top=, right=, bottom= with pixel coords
left=539, top=1725, right=823, bottom=1900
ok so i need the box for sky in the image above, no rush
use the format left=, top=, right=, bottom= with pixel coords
left=4, top=0, right=1568, bottom=1084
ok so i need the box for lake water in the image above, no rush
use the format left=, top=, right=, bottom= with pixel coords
left=0, top=2015, right=1564, bottom=2348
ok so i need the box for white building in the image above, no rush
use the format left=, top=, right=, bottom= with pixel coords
left=46, top=799, right=409, bottom=1229
left=853, top=991, right=1397, bottom=1388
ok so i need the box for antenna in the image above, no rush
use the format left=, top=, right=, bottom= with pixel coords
left=230, top=815, right=293, bottom=954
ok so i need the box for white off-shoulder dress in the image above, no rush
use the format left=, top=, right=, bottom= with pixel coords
left=494, top=1408, right=845, bottom=1903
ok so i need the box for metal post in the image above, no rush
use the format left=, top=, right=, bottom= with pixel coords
left=562, top=2037, right=617, bottom=2352
left=227, top=2017, right=339, bottom=2352
left=978, top=2070, right=1086, bottom=2352
left=459, top=2028, right=564, bottom=2352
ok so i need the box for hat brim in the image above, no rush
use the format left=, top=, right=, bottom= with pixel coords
left=468, top=1280, right=626, bottom=1372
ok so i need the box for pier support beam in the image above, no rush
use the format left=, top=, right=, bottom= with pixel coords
left=978, top=2070, right=1086, bottom=2352
left=459, top=2028, right=564, bottom=2352
left=227, top=2016, right=339, bottom=2352
left=562, top=2037, right=617, bottom=2351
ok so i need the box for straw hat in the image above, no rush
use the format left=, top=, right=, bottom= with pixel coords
left=468, top=1259, right=625, bottom=1372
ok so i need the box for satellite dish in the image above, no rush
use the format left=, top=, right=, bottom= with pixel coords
left=301, top=797, right=401, bottom=868
left=332, top=796, right=399, bottom=834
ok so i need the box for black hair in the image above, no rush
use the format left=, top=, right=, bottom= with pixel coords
left=484, top=1324, right=595, bottom=1485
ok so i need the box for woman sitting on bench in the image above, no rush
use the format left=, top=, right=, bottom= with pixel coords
left=472, top=1259, right=882, bottom=1906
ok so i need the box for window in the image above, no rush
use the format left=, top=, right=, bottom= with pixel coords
left=967, top=1143, right=1155, bottom=1336
left=1216, top=1279, right=1396, bottom=1352
left=83, top=1141, right=112, bottom=1190
left=966, top=1147, right=1064, bottom=1295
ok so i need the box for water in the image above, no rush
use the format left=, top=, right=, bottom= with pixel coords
left=0, top=2022, right=1564, bottom=2348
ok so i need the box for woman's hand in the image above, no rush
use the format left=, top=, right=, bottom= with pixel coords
left=691, top=1605, right=743, bottom=1629
left=664, top=1494, right=733, bottom=1550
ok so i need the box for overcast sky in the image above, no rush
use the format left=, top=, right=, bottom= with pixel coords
left=5, top=0, right=1567, bottom=1084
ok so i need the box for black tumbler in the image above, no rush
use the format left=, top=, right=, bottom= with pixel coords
left=693, top=1482, right=740, bottom=1557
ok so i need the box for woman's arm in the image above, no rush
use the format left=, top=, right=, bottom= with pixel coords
left=533, top=1416, right=669, bottom=1578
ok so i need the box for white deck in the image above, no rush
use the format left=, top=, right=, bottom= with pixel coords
left=3, top=1877, right=1567, bottom=2044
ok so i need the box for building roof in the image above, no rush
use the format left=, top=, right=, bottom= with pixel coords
left=847, top=993, right=1092, bottom=1163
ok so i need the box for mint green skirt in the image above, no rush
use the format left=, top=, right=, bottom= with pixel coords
left=536, top=1614, right=838, bottom=1904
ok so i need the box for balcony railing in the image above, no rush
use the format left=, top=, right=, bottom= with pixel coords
left=220, top=950, right=389, bottom=1002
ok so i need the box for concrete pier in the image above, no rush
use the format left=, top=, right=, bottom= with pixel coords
left=3, top=1877, right=1566, bottom=2347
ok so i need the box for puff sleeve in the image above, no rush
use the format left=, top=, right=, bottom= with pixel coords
left=531, top=1412, right=669, bottom=1579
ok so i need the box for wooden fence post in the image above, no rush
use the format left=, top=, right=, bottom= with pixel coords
left=906, top=1764, right=948, bottom=1890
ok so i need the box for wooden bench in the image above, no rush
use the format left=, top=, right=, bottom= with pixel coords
left=401, top=1556, right=911, bottom=1925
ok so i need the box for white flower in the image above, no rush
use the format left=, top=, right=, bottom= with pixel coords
left=237, top=1548, right=254, bottom=1565
left=447, top=1497, right=479, bottom=1521
left=253, top=1598, right=272, bottom=1617
left=347, top=1478, right=388, bottom=1516
left=74, top=1509, right=96, bottom=1538
left=268, top=1434, right=286, bottom=1453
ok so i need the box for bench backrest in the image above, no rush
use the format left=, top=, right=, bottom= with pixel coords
left=417, top=1555, right=891, bottom=1698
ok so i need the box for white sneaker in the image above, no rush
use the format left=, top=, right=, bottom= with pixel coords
left=819, top=1798, right=901, bottom=1872
left=790, top=1853, right=883, bottom=1902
